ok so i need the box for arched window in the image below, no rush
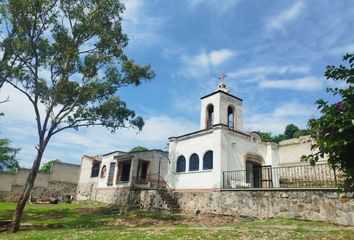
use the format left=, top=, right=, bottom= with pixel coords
left=203, top=151, right=213, bottom=170
left=228, top=106, right=235, bottom=129
left=100, top=165, right=107, bottom=178
left=176, top=156, right=186, bottom=172
left=206, top=104, right=214, bottom=129
left=189, top=153, right=199, bottom=171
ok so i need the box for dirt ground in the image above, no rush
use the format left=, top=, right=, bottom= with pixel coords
left=109, top=213, right=252, bottom=227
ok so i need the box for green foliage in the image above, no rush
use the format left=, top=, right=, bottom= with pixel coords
left=129, top=146, right=148, bottom=153
left=293, top=129, right=311, bottom=138
left=284, top=124, right=300, bottom=139
left=301, top=54, right=354, bottom=191
left=257, top=132, right=276, bottom=142
left=257, top=124, right=309, bottom=143
left=0, top=1, right=155, bottom=229
left=0, top=0, right=155, bottom=137
left=40, top=159, right=61, bottom=172
left=0, top=137, right=20, bottom=172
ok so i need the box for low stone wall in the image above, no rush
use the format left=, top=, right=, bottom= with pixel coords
left=87, top=188, right=354, bottom=226
left=77, top=182, right=99, bottom=201
left=95, top=189, right=168, bottom=211
left=174, top=190, right=354, bottom=226
left=0, top=181, right=78, bottom=202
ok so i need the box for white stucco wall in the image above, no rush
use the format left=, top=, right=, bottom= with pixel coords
left=167, top=128, right=222, bottom=191
left=219, top=93, right=243, bottom=131
left=221, top=129, right=270, bottom=172
left=78, top=156, right=100, bottom=185
left=200, top=94, right=220, bottom=129
left=97, top=152, right=123, bottom=189
left=278, top=136, right=327, bottom=166
left=200, top=91, right=243, bottom=131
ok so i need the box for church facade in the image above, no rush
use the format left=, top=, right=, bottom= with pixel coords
left=166, top=81, right=280, bottom=191
left=77, top=78, right=325, bottom=198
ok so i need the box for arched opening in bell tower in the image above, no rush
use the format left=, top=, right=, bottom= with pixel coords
left=206, top=104, right=214, bottom=129
left=227, top=105, right=235, bottom=129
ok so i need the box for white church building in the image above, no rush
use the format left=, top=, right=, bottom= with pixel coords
left=77, top=76, right=325, bottom=200
left=166, top=78, right=280, bottom=191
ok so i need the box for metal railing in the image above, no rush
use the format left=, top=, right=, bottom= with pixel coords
left=130, top=174, right=171, bottom=190
left=223, top=163, right=338, bottom=189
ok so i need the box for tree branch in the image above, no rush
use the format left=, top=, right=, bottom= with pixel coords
left=5, top=80, right=35, bottom=104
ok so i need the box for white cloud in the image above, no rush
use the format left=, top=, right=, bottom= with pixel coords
left=209, top=49, right=235, bottom=66
left=122, top=0, right=164, bottom=46
left=266, top=1, right=305, bottom=31
left=77, top=115, right=197, bottom=146
left=245, top=101, right=316, bottom=134
left=180, top=49, right=235, bottom=78
left=258, top=76, right=323, bottom=91
left=2, top=111, right=198, bottom=167
left=0, top=85, right=36, bottom=122
left=228, top=66, right=309, bottom=78
left=273, top=102, right=314, bottom=117
left=1, top=81, right=198, bottom=167
left=188, top=0, right=240, bottom=12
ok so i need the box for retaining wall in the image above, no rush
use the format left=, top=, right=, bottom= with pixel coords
left=89, top=188, right=354, bottom=226
left=175, top=190, right=354, bottom=226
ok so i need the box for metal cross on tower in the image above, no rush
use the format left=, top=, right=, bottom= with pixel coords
left=218, top=73, right=227, bottom=83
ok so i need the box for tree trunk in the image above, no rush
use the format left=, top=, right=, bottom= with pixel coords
left=9, top=147, right=44, bottom=232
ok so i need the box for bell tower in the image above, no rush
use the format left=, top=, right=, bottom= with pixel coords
left=200, top=74, right=243, bottom=131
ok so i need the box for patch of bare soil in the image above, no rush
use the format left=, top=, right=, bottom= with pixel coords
left=108, top=213, right=241, bottom=227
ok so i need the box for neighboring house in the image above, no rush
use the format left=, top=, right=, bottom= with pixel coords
left=77, top=150, right=168, bottom=201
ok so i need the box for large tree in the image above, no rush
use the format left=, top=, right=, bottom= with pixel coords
left=284, top=123, right=300, bottom=139
left=0, top=0, right=154, bottom=232
left=301, top=53, right=354, bottom=191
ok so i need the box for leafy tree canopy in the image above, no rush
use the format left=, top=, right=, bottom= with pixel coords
left=256, top=124, right=309, bottom=143
left=40, top=159, right=61, bottom=172
left=0, top=137, right=20, bottom=172
left=301, top=53, right=354, bottom=191
left=284, top=124, right=300, bottom=139
left=0, top=0, right=155, bottom=137
left=129, top=146, right=148, bottom=153
left=0, top=0, right=154, bottom=231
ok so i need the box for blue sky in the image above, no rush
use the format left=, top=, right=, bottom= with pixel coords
left=1, top=0, right=353, bottom=168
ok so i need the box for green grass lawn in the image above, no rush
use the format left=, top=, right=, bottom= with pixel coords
left=0, top=202, right=353, bottom=240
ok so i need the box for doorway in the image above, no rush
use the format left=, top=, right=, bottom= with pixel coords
left=137, top=160, right=150, bottom=183
left=246, top=161, right=262, bottom=188
left=117, top=160, right=131, bottom=182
